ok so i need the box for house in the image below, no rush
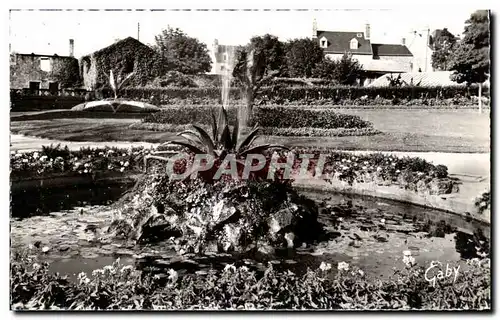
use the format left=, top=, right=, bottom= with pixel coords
left=10, top=39, right=81, bottom=90
left=313, top=22, right=414, bottom=85
left=80, top=37, right=166, bottom=90
left=211, top=39, right=239, bottom=75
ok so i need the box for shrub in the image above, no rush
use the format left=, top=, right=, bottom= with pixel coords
left=142, top=106, right=373, bottom=130
left=149, top=71, right=198, bottom=88
left=10, top=250, right=491, bottom=310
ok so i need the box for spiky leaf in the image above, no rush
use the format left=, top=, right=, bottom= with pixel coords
left=192, top=125, right=216, bottom=156
left=166, top=141, right=205, bottom=154
left=211, top=111, right=218, bottom=143
left=232, top=115, right=239, bottom=148
left=237, top=126, right=260, bottom=152
left=220, top=125, right=233, bottom=150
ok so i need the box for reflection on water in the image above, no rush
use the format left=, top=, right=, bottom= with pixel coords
left=10, top=182, right=135, bottom=218
left=10, top=183, right=490, bottom=280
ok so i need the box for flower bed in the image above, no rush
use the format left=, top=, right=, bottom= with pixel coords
left=128, top=122, right=381, bottom=137
left=140, top=106, right=377, bottom=137
left=10, top=145, right=150, bottom=180
left=10, top=250, right=490, bottom=310
left=142, top=106, right=374, bottom=129
left=10, top=146, right=459, bottom=197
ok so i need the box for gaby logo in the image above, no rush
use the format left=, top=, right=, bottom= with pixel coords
left=424, top=261, right=460, bottom=287
left=163, top=152, right=332, bottom=181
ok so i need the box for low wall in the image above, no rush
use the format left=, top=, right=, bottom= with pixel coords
left=10, top=172, right=141, bottom=193
left=10, top=171, right=489, bottom=225
left=11, top=96, right=85, bottom=111
left=293, top=177, right=490, bottom=225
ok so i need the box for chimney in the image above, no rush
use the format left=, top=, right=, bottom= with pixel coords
left=365, top=23, right=371, bottom=40
left=312, top=18, right=318, bottom=39
left=401, top=38, right=406, bottom=46
left=69, top=39, right=74, bottom=57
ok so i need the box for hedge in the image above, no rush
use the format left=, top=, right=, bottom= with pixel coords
left=142, top=106, right=374, bottom=130
left=129, top=122, right=381, bottom=137
left=105, top=84, right=488, bottom=106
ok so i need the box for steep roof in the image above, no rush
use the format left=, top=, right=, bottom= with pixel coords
left=371, top=44, right=413, bottom=57
left=82, top=37, right=153, bottom=59
left=368, top=71, right=465, bottom=87
left=317, top=30, right=373, bottom=55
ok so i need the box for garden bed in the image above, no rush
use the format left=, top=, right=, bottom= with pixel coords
left=140, top=106, right=378, bottom=137
left=10, top=250, right=491, bottom=310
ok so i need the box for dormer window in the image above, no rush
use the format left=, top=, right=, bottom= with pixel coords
left=350, top=38, right=358, bottom=50
left=319, top=36, right=328, bottom=48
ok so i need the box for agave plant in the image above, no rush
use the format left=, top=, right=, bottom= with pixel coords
left=144, top=106, right=287, bottom=179
left=106, top=69, right=135, bottom=100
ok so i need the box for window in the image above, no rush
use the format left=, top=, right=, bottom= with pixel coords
left=357, top=33, right=363, bottom=38
left=320, top=36, right=328, bottom=48
left=29, top=81, right=40, bottom=91
left=40, top=57, right=51, bottom=72
left=350, top=39, right=358, bottom=50
left=49, top=82, right=59, bottom=93
left=220, top=65, right=225, bottom=71
left=223, top=53, right=227, bottom=61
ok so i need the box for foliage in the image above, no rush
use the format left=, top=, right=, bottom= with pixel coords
left=431, top=28, right=458, bottom=71
left=474, top=191, right=490, bottom=214
left=146, top=106, right=287, bottom=181
left=80, top=37, right=168, bottom=89
left=449, top=10, right=490, bottom=85
left=154, top=27, right=212, bottom=75
left=10, top=146, right=151, bottom=179
left=284, top=38, right=324, bottom=78
left=11, top=251, right=491, bottom=310
left=328, top=53, right=363, bottom=86
left=311, top=59, right=339, bottom=81
left=106, top=69, right=135, bottom=100
left=141, top=106, right=374, bottom=130
left=149, top=71, right=198, bottom=88
left=254, top=107, right=372, bottom=129
left=108, top=84, right=487, bottom=107
left=49, top=57, right=82, bottom=89
left=232, top=35, right=286, bottom=126
left=132, top=122, right=381, bottom=138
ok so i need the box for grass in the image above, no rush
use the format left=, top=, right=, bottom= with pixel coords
left=10, top=108, right=490, bottom=153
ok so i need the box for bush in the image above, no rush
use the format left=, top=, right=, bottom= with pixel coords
left=102, top=84, right=489, bottom=107
left=10, top=250, right=491, bottom=310
left=142, top=106, right=374, bottom=130
left=149, top=71, right=198, bottom=88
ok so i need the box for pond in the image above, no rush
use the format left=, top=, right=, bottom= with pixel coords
left=10, top=182, right=490, bottom=281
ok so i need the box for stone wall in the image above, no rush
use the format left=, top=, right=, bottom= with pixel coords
left=10, top=54, right=81, bottom=89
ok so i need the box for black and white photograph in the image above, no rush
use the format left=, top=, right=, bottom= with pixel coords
left=7, top=4, right=491, bottom=311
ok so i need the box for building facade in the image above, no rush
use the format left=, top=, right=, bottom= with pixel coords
left=211, top=39, right=239, bottom=75
left=80, top=37, right=166, bottom=90
left=314, top=22, right=413, bottom=85
left=10, top=50, right=81, bottom=91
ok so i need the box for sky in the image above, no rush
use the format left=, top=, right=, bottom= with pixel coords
left=9, top=8, right=478, bottom=58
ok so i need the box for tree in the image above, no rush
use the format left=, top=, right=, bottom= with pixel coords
left=431, top=28, right=458, bottom=71
left=154, top=27, right=212, bottom=74
left=311, top=58, right=338, bottom=81
left=449, top=10, right=490, bottom=112
left=232, top=35, right=285, bottom=127
left=284, top=38, right=324, bottom=78
left=315, top=53, right=362, bottom=85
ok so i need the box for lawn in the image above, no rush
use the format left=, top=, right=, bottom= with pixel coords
left=9, top=108, right=490, bottom=153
